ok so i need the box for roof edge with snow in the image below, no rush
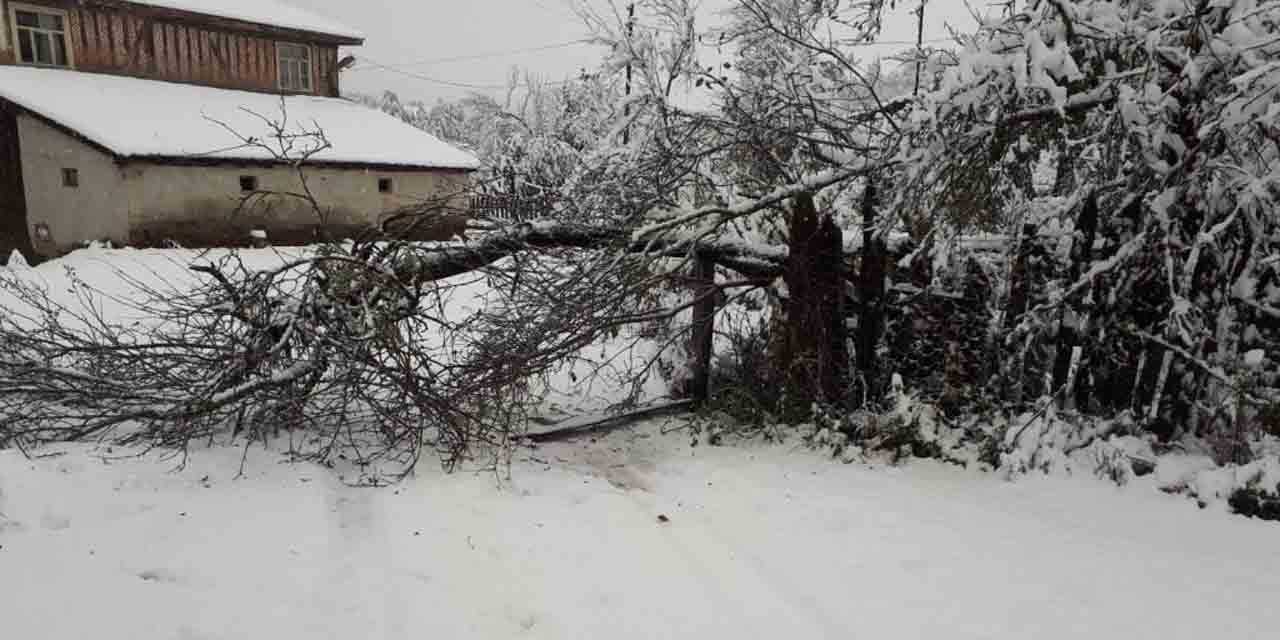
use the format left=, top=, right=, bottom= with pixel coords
left=0, top=68, right=481, bottom=172
left=121, top=1, right=365, bottom=45
left=8, top=99, right=476, bottom=173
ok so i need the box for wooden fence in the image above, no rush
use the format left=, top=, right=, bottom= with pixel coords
left=470, top=194, right=555, bottom=222
left=682, top=188, right=1278, bottom=442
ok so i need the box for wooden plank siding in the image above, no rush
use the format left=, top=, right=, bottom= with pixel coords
left=0, top=1, right=345, bottom=97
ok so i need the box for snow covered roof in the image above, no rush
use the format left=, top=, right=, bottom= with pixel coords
left=0, top=67, right=479, bottom=171
left=125, top=1, right=364, bottom=42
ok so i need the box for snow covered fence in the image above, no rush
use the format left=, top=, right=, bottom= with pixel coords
left=470, top=193, right=556, bottom=222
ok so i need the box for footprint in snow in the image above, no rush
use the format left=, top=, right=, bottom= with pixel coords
left=177, top=624, right=218, bottom=640
left=137, top=568, right=184, bottom=584
left=0, top=515, right=24, bottom=534
left=40, top=512, right=71, bottom=531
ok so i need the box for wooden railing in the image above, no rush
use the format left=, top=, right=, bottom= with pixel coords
left=470, top=194, right=555, bottom=222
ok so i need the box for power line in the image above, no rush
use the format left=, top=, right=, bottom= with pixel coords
left=348, top=26, right=958, bottom=91
left=352, top=58, right=515, bottom=90
left=529, top=0, right=581, bottom=22
left=370, top=39, right=596, bottom=69
left=696, top=26, right=955, bottom=47
left=353, top=56, right=577, bottom=91
left=357, top=30, right=955, bottom=76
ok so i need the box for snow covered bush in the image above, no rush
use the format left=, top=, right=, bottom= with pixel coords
left=1155, top=451, right=1280, bottom=519
left=996, top=405, right=1147, bottom=480
left=1228, top=482, right=1280, bottom=521
left=878, top=0, right=1280, bottom=450
left=703, top=309, right=781, bottom=426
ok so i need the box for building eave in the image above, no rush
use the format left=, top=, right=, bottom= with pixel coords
left=93, top=0, right=366, bottom=46
left=121, top=155, right=478, bottom=173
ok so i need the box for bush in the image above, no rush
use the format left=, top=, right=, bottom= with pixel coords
left=1228, top=486, right=1280, bottom=522
left=705, top=313, right=784, bottom=426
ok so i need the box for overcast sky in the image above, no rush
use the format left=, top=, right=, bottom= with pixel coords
left=287, top=0, right=985, bottom=104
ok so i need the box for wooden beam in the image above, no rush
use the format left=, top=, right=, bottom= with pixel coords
left=525, top=400, right=696, bottom=442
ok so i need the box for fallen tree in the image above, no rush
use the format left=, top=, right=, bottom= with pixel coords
left=0, top=213, right=794, bottom=475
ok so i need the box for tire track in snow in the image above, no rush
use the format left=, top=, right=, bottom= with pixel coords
left=320, top=479, right=412, bottom=636
left=560, top=434, right=848, bottom=639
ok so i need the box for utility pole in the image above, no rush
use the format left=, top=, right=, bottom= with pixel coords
left=624, top=2, right=635, bottom=145
left=913, top=0, right=927, bottom=97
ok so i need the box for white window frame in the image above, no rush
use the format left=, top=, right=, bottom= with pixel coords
left=276, top=42, right=314, bottom=93
left=9, top=3, right=74, bottom=69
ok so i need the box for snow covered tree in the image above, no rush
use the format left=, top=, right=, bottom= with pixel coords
left=358, top=71, right=626, bottom=221
left=895, top=0, right=1280, bottom=447
left=547, top=0, right=918, bottom=416
left=7, top=0, right=1280, bottom=470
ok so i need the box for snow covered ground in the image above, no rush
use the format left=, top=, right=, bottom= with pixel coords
left=3, top=248, right=1278, bottom=639
left=2, top=421, right=1278, bottom=640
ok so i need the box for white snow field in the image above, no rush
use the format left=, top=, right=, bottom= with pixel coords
left=2, top=248, right=1279, bottom=639
left=1, top=422, right=1279, bottom=640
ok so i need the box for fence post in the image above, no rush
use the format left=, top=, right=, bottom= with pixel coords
left=1005, top=223, right=1038, bottom=331
left=1053, top=191, right=1099, bottom=410
left=689, top=252, right=717, bottom=405
left=1002, top=223, right=1038, bottom=404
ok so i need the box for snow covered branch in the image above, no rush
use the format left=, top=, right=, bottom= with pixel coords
left=394, top=220, right=787, bottom=284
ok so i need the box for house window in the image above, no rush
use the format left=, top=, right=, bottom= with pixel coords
left=61, top=168, right=79, bottom=188
left=378, top=178, right=393, bottom=194
left=12, top=7, right=71, bottom=67
left=277, top=43, right=313, bottom=93
left=239, top=175, right=258, bottom=192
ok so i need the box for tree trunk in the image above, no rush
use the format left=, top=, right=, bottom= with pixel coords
left=688, top=253, right=717, bottom=404
left=856, top=182, right=886, bottom=401
left=780, top=191, right=847, bottom=417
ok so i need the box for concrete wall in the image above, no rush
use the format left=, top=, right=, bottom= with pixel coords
left=126, top=163, right=471, bottom=247
left=15, top=113, right=471, bottom=254
left=16, top=113, right=132, bottom=254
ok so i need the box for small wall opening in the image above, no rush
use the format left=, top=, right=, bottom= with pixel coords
left=378, top=177, right=393, bottom=194
left=61, top=167, right=78, bottom=188
left=239, top=175, right=258, bottom=192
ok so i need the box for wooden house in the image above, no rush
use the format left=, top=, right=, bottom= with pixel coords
left=0, top=0, right=478, bottom=261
